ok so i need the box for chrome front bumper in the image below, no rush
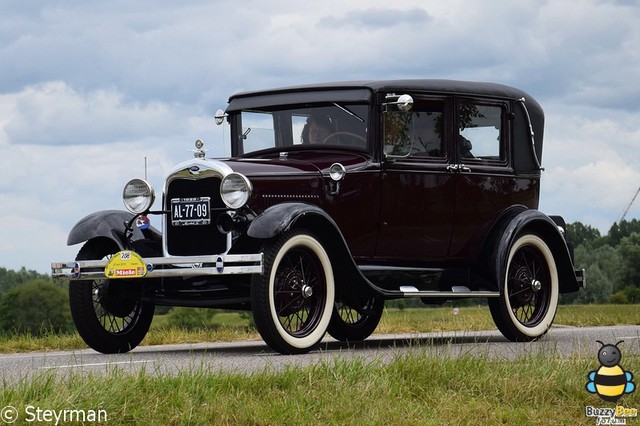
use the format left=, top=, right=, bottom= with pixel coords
left=51, top=253, right=263, bottom=281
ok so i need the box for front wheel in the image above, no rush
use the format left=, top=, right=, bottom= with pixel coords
left=69, top=239, right=154, bottom=354
left=489, top=233, right=559, bottom=342
left=251, top=229, right=335, bottom=354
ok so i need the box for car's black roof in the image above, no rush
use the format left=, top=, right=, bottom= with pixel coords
left=227, top=79, right=542, bottom=121
left=226, top=79, right=545, bottom=176
left=230, top=79, right=533, bottom=101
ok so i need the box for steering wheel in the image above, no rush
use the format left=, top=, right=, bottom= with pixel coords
left=322, top=132, right=366, bottom=145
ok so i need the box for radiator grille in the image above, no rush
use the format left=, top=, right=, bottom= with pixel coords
left=166, top=177, right=227, bottom=256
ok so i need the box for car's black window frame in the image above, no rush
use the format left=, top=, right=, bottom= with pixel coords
left=454, top=97, right=510, bottom=167
left=231, top=103, right=370, bottom=156
left=382, top=96, right=451, bottom=165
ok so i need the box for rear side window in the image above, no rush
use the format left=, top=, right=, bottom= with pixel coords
left=458, top=102, right=505, bottom=162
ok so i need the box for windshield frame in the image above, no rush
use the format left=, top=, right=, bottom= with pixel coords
left=230, top=102, right=371, bottom=157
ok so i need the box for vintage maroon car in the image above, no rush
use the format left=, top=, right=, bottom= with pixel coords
left=52, top=80, right=585, bottom=354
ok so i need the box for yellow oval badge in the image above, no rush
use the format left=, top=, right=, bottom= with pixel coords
left=105, top=250, right=147, bottom=279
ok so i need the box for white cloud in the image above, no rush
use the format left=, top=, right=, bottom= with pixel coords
left=2, top=82, right=187, bottom=145
left=0, top=133, right=213, bottom=274
left=1, top=0, right=640, bottom=272
left=539, top=105, right=640, bottom=231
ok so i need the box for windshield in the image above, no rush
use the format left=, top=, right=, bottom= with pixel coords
left=233, top=104, right=369, bottom=155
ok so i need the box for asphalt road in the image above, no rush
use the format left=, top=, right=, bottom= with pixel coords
left=1, top=325, right=638, bottom=383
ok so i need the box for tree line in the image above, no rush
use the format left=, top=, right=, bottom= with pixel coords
left=0, top=267, right=216, bottom=336
left=563, top=218, right=640, bottom=304
left=0, top=219, right=639, bottom=335
left=0, top=267, right=71, bottom=335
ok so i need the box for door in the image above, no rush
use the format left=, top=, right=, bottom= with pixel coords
left=449, top=98, right=538, bottom=258
left=375, top=97, right=456, bottom=261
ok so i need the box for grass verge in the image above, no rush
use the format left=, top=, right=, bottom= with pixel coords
left=1, top=305, right=638, bottom=424
left=1, top=351, right=638, bottom=425
left=0, top=304, right=638, bottom=354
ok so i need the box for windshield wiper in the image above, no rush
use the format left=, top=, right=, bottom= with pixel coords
left=332, top=103, right=365, bottom=123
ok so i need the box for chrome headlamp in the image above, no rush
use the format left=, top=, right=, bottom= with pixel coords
left=329, top=163, right=347, bottom=182
left=122, top=178, right=155, bottom=214
left=220, top=173, right=252, bottom=209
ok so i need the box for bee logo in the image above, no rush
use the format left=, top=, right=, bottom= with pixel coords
left=586, top=340, right=635, bottom=403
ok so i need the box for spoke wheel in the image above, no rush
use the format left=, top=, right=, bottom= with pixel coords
left=489, top=234, right=558, bottom=341
left=327, top=294, right=383, bottom=342
left=69, top=239, right=154, bottom=354
left=251, top=229, right=334, bottom=354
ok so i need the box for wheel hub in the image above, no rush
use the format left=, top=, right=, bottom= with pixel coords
left=277, top=269, right=309, bottom=315
left=531, top=279, right=542, bottom=292
left=512, top=266, right=535, bottom=305
left=301, top=284, right=313, bottom=298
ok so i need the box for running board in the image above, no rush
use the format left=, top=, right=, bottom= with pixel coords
left=398, top=285, right=500, bottom=298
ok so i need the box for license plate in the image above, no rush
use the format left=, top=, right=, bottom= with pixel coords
left=171, top=197, right=211, bottom=226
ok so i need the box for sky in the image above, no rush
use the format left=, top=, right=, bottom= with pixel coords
left=1, top=0, right=640, bottom=274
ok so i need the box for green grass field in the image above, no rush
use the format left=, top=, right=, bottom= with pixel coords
left=0, top=304, right=638, bottom=354
left=1, top=351, right=638, bottom=425
left=1, top=305, right=639, bottom=425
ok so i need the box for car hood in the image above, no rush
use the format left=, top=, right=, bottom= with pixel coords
left=221, top=151, right=372, bottom=177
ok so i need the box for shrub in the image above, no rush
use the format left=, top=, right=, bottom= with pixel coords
left=0, top=280, right=73, bottom=336
left=609, top=286, right=640, bottom=304
left=166, top=307, right=218, bottom=330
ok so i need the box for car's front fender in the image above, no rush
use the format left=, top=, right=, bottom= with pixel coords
left=67, top=210, right=161, bottom=249
left=245, top=202, right=377, bottom=297
left=246, top=202, right=337, bottom=239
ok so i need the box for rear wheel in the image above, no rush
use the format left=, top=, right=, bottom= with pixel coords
left=251, top=229, right=334, bottom=354
left=327, top=294, right=384, bottom=342
left=69, top=239, right=154, bottom=354
left=489, top=233, right=558, bottom=341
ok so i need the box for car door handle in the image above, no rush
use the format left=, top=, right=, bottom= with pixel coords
left=447, top=164, right=471, bottom=173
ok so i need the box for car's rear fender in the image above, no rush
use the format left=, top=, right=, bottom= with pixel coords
left=481, top=208, right=580, bottom=294
left=67, top=210, right=162, bottom=252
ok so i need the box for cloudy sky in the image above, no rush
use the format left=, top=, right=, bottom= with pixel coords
left=1, top=0, right=640, bottom=273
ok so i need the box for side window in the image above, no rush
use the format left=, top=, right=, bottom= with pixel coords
left=458, top=102, right=504, bottom=161
left=384, top=100, right=444, bottom=158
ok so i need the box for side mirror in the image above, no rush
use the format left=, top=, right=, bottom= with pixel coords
left=396, top=94, right=414, bottom=111
left=383, top=94, right=414, bottom=112
left=214, top=109, right=227, bottom=125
